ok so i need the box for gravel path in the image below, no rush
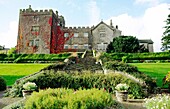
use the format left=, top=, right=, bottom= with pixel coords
left=0, top=91, right=22, bottom=109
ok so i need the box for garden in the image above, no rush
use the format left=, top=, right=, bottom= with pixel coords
left=0, top=51, right=170, bottom=109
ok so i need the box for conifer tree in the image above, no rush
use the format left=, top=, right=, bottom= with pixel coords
left=161, top=12, right=170, bottom=51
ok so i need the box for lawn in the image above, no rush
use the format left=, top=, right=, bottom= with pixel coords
left=130, top=63, right=170, bottom=88
left=0, top=64, right=50, bottom=86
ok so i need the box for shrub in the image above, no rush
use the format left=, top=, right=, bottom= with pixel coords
left=100, top=52, right=170, bottom=63
left=103, top=61, right=157, bottom=94
left=6, top=71, right=145, bottom=98
left=25, top=88, right=123, bottom=109
left=144, top=94, right=170, bottom=109
left=0, top=76, right=6, bottom=91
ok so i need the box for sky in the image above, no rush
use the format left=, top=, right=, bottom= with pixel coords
left=0, top=0, right=169, bottom=52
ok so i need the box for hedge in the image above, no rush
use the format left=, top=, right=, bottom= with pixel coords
left=5, top=71, right=145, bottom=99
left=0, top=76, right=6, bottom=91
left=25, top=88, right=124, bottom=109
left=100, top=52, right=170, bottom=63
left=103, top=61, right=157, bottom=93
left=0, top=53, right=71, bottom=63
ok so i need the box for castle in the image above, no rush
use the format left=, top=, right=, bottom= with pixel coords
left=17, top=5, right=153, bottom=54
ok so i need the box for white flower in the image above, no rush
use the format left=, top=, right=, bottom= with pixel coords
left=115, top=83, right=129, bottom=91
left=23, top=81, right=37, bottom=90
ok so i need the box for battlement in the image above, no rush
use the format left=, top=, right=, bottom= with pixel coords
left=64, top=26, right=91, bottom=30
left=20, top=5, right=58, bottom=15
left=20, top=8, right=53, bottom=13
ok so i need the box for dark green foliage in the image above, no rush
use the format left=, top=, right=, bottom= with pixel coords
left=25, top=88, right=123, bottom=109
left=6, top=71, right=145, bottom=98
left=0, top=76, right=6, bottom=91
left=100, top=52, right=170, bottom=63
left=106, top=36, right=141, bottom=53
left=103, top=61, right=157, bottom=93
left=0, top=53, right=71, bottom=63
left=161, top=13, right=170, bottom=51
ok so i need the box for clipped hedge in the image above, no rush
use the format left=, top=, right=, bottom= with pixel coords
left=25, top=88, right=123, bottom=109
left=103, top=61, right=157, bottom=93
left=6, top=71, right=145, bottom=98
left=0, top=76, right=6, bottom=91
left=0, top=53, right=71, bottom=63
left=100, top=52, right=170, bottom=63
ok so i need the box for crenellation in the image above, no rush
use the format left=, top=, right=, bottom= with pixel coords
left=40, top=10, right=43, bottom=12
left=45, top=10, right=48, bottom=12
left=35, top=10, right=38, bottom=12
left=69, top=27, right=72, bottom=29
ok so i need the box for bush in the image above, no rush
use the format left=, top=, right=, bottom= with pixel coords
left=1, top=53, right=71, bottom=63
left=6, top=71, right=145, bottom=98
left=144, top=94, right=170, bottom=109
left=25, top=88, right=123, bottom=109
left=103, top=61, right=157, bottom=94
left=100, top=52, right=170, bottom=63
left=0, top=76, right=6, bottom=91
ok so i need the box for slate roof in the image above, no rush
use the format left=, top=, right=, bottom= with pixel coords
left=91, top=21, right=115, bottom=31
left=139, top=39, right=154, bottom=44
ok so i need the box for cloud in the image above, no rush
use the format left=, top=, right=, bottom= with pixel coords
left=135, top=0, right=160, bottom=6
left=0, top=0, right=6, bottom=5
left=65, top=0, right=81, bottom=11
left=87, top=0, right=100, bottom=25
left=105, top=3, right=169, bottom=52
left=0, top=21, right=18, bottom=48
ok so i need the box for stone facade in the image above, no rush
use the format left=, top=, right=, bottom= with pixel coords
left=17, top=5, right=65, bottom=54
left=63, top=20, right=122, bottom=52
left=17, top=6, right=154, bottom=54
left=91, top=20, right=121, bottom=51
left=139, top=39, right=154, bottom=52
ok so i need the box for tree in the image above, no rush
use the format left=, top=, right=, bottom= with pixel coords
left=161, top=12, right=170, bottom=51
left=106, top=35, right=144, bottom=53
left=8, top=47, right=16, bottom=54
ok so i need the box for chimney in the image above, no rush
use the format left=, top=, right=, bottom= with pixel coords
left=110, top=19, right=113, bottom=27
left=29, top=5, right=31, bottom=9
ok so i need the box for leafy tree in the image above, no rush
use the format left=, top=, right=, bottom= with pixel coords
left=8, top=47, right=16, bottom=54
left=106, top=35, right=146, bottom=53
left=161, top=13, right=170, bottom=51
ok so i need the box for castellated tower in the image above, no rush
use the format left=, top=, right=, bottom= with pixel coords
left=17, top=5, right=65, bottom=54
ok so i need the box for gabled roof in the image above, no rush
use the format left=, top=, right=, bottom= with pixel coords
left=91, top=21, right=114, bottom=31
left=139, top=39, right=154, bottom=44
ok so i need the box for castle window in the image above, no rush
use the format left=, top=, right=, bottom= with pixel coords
left=84, top=33, right=88, bottom=37
left=100, top=32, right=105, bottom=37
left=74, top=44, right=78, bottom=49
left=64, top=33, right=69, bottom=37
left=31, top=26, right=39, bottom=32
left=33, top=16, right=39, bottom=22
left=84, top=44, right=88, bottom=49
left=29, top=40, right=34, bottom=46
left=64, top=45, right=68, bottom=49
left=74, top=33, right=78, bottom=37
left=35, top=39, right=39, bottom=47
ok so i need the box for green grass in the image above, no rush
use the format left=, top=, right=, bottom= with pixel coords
left=130, top=63, right=170, bottom=88
left=0, top=64, right=50, bottom=86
